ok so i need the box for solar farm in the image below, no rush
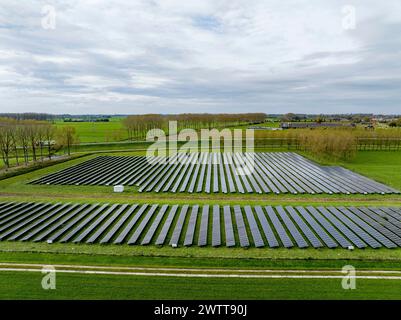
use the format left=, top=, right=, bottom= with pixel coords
left=1, top=148, right=401, bottom=300
left=1, top=201, right=401, bottom=249
left=31, top=152, right=399, bottom=195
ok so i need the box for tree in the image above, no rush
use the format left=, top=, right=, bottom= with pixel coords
left=281, top=113, right=298, bottom=122
left=0, top=118, right=13, bottom=168
left=17, top=122, right=30, bottom=165
left=43, top=123, right=56, bottom=159
left=58, top=126, right=79, bottom=155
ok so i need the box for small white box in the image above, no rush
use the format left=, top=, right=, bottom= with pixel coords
left=113, top=185, right=124, bottom=193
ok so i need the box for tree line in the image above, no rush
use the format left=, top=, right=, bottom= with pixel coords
left=0, top=113, right=56, bottom=121
left=0, top=117, right=79, bottom=169
left=123, top=113, right=266, bottom=140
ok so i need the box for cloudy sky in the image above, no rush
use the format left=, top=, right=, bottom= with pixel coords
left=0, top=0, right=400, bottom=115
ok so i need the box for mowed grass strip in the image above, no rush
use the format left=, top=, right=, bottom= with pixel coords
left=1, top=271, right=401, bottom=299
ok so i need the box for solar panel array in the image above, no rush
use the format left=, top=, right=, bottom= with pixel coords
left=31, top=152, right=399, bottom=195
left=1, top=201, right=401, bottom=249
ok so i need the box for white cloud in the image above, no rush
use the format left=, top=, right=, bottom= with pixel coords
left=0, top=0, right=400, bottom=114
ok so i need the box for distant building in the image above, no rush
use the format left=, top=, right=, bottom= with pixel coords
left=248, top=126, right=283, bottom=131
left=280, top=122, right=355, bottom=129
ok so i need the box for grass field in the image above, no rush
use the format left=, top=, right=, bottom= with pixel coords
left=55, top=117, right=128, bottom=143
left=3, top=271, right=401, bottom=300
left=1, top=150, right=400, bottom=206
left=0, top=149, right=400, bottom=299
left=1, top=251, right=401, bottom=299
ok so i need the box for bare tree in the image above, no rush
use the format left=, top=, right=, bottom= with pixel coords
left=0, top=118, right=13, bottom=168
left=58, top=126, right=79, bottom=156
left=43, top=123, right=56, bottom=159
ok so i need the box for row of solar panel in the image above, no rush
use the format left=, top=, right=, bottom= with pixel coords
left=1, top=201, right=401, bottom=248
left=31, top=152, right=399, bottom=194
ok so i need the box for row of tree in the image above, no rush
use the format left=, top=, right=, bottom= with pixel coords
left=0, top=113, right=55, bottom=121
left=123, top=113, right=266, bottom=140
left=0, top=117, right=78, bottom=169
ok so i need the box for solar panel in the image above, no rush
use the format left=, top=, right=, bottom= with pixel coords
left=0, top=203, right=60, bottom=241
left=337, top=207, right=395, bottom=248
left=113, top=204, right=148, bottom=244
left=21, top=203, right=80, bottom=241
left=305, top=206, right=350, bottom=248
left=358, top=207, right=401, bottom=235
left=316, top=207, right=366, bottom=248
left=197, top=205, right=209, bottom=246
left=355, top=207, right=401, bottom=246
left=233, top=205, right=249, bottom=247
left=218, top=153, right=227, bottom=193
left=196, top=154, right=207, bottom=192
left=264, top=206, right=293, bottom=248
left=212, top=153, right=219, bottom=193
left=128, top=204, right=159, bottom=244
left=368, top=207, right=401, bottom=230
left=0, top=202, right=44, bottom=227
left=275, top=206, right=308, bottom=248
left=232, top=153, right=253, bottom=193
left=86, top=204, right=129, bottom=243
left=223, top=206, right=235, bottom=247
left=294, top=206, right=337, bottom=248
left=187, top=154, right=203, bottom=193
left=226, top=153, right=245, bottom=193
left=149, top=154, right=183, bottom=192
left=31, top=153, right=399, bottom=195
left=259, top=154, right=304, bottom=194
left=71, top=204, right=117, bottom=243
left=205, top=154, right=212, bottom=193
left=33, top=204, right=90, bottom=242
left=171, top=154, right=197, bottom=192
left=2, top=201, right=400, bottom=250
left=155, top=205, right=178, bottom=245
left=222, top=153, right=236, bottom=193
left=169, top=205, right=188, bottom=246
left=179, top=154, right=199, bottom=192
left=326, top=207, right=381, bottom=248
left=183, top=205, right=199, bottom=246
left=45, top=204, right=97, bottom=242
left=212, top=205, right=221, bottom=247
left=253, top=206, right=279, bottom=248
left=100, top=204, right=138, bottom=244
left=254, top=154, right=296, bottom=194
left=285, top=206, right=323, bottom=248
left=0, top=203, right=50, bottom=233
left=141, top=205, right=169, bottom=245
left=243, top=206, right=264, bottom=247
left=7, top=203, right=70, bottom=241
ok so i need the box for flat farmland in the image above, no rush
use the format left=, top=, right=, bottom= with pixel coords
left=55, top=117, right=127, bottom=143
left=30, top=152, right=399, bottom=195
left=1, top=150, right=400, bottom=300
left=1, top=201, right=401, bottom=249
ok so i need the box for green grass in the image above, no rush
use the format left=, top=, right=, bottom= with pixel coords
left=55, top=117, right=128, bottom=143
left=340, top=152, right=401, bottom=191
left=1, top=250, right=401, bottom=300
left=2, top=271, right=401, bottom=299
left=3, top=243, right=401, bottom=266
left=0, top=151, right=400, bottom=207
left=0, top=149, right=400, bottom=299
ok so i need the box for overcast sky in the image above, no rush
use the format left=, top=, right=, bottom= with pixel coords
left=0, top=0, right=400, bottom=115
